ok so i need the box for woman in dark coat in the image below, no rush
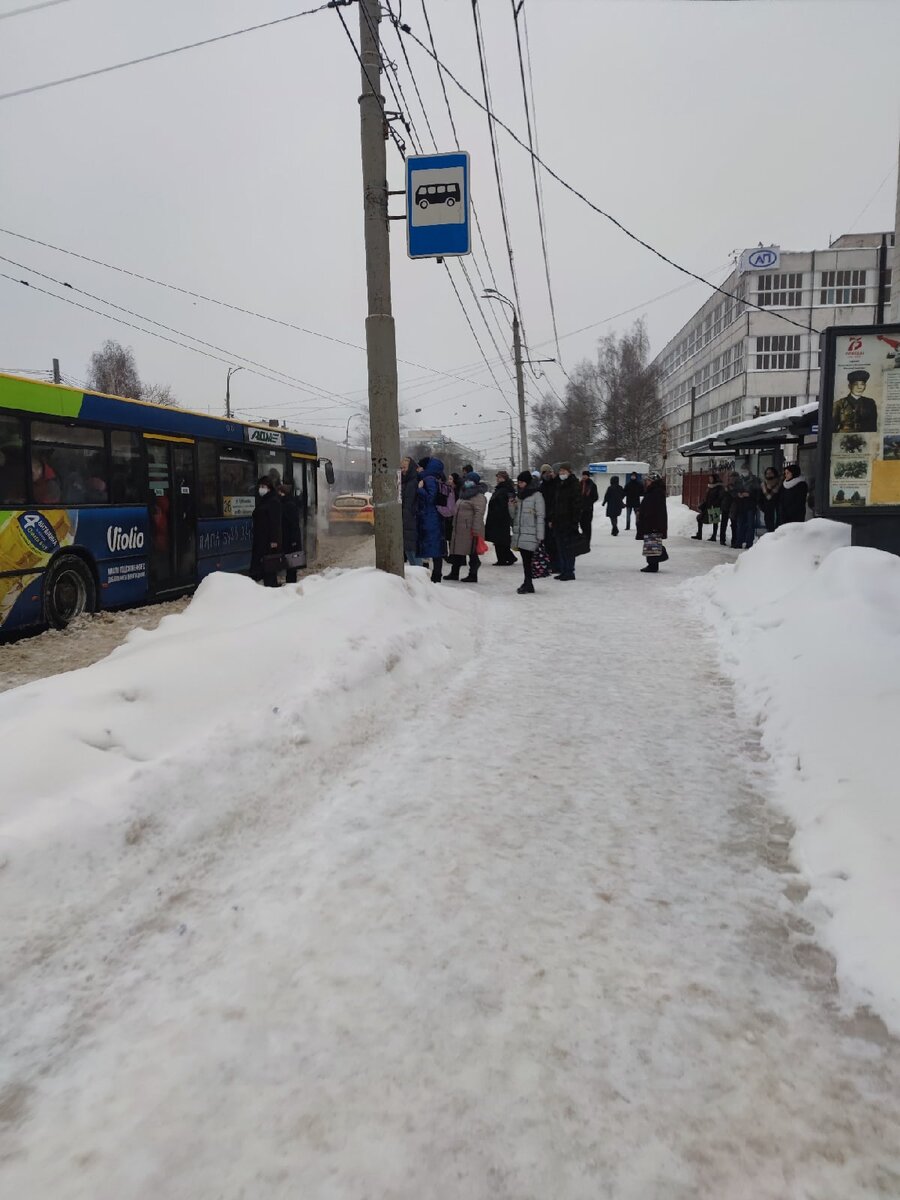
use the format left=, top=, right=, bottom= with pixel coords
left=601, top=474, right=625, bottom=537
left=692, top=474, right=725, bottom=542
left=551, top=463, right=581, bottom=581
left=759, top=467, right=783, bottom=532
left=278, top=483, right=303, bottom=583
left=485, top=471, right=517, bottom=565
left=401, top=456, right=422, bottom=565
left=415, top=456, right=446, bottom=582
left=251, top=476, right=283, bottom=587
left=636, top=474, right=669, bottom=573
left=780, top=462, right=809, bottom=523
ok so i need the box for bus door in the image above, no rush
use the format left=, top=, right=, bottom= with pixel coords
left=292, top=455, right=317, bottom=560
left=146, top=437, right=197, bottom=592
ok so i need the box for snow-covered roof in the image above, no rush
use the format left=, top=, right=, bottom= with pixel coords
left=678, top=402, right=818, bottom=456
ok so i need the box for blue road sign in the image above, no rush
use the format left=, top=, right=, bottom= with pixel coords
left=407, top=152, right=470, bottom=259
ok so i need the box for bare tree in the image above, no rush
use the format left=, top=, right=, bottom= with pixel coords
left=86, top=340, right=141, bottom=399
left=593, top=319, right=661, bottom=464
left=141, top=382, right=177, bottom=407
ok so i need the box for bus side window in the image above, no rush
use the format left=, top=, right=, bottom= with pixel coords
left=110, top=431, right=143, bottom=504
left=197, top=442, right=218, bottom=517
left=0, top=413, right=26, bottom=505
left=31, top=421, right=105, bottom=505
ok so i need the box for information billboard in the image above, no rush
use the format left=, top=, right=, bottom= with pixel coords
left=818, top=324, right=900, bottom=516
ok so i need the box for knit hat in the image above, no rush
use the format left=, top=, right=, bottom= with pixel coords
left=468, top=471, right=481, bottom=483
left=540, top=463, right=553, bottom=474
left=517, top=471, right=532, bottom=484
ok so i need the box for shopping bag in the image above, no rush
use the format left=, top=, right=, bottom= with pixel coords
left=474, top=535, right=489, bottom=556
left=531, top=542, right=553, bottom=578
left=263, top=553, right=286, bottom=573
left=642, top=535, right=663, bottom=558
left=705, top=506, right=721, bottom=525
left=572, top=533, right=591, bottom=557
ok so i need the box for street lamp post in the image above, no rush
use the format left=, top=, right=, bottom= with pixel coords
left=484, top=289, right=529, bottom=469
left=225, top=365, right=244, bottom=419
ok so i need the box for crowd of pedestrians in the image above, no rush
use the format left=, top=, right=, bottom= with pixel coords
left=692, top=460, right=809, bottom=549
left=397, top=458, right=677, bottom=591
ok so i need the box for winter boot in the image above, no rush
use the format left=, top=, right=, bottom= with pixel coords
left=444, top=565, right=461, bottom=580
left=460, top=571, right=479, bottom=584
left=517, top=581, right=535, bottom=594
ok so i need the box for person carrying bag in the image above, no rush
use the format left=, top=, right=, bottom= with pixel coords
left=636, top=474, right=669, bottom=574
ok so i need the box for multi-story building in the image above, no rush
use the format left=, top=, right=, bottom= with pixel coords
left=653, top=231, right=894, bottom=490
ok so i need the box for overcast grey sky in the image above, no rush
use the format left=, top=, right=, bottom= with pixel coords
left=2, top=0, right=899, bottom=463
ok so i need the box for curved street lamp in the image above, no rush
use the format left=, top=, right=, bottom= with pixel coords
left=225, top=365, right=244, bottom=419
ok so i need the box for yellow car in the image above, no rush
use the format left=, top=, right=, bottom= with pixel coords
left=328, top=493, right=375, bottom=533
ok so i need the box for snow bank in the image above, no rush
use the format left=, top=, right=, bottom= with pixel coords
left=667, top=496, right=700, bottom=538
left=683, top=519, right=900, bottom=1033
left=0, top=568, right=474, bottom=952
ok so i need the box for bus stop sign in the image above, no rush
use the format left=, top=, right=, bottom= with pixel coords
left=406, top=152, right=470, bottom=259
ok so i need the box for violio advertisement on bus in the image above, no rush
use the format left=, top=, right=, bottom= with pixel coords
left=0, top=507, right=149, bottom=630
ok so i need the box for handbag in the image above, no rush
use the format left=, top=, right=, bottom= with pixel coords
left=642, top=535, right=663, bottom=558
left=262, top=552, right=286, bottom=573
left=531, top=542, right=553, bottom=578
left=284, top=549, right=307, bottom=569
left=572, top=533, right=591, bottom=557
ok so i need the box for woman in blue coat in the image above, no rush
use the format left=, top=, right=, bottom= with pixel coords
left=416, top=457, right=446, bottom=582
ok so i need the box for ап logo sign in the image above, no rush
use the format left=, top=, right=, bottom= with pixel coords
left=748, top=249, right=778, bottom=269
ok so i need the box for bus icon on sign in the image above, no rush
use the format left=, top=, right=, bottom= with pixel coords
left=749, top=249, right=778, bottom=269
left=415, top=182, right=460, bottom=210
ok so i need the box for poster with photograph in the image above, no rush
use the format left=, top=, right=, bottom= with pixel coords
left=828, top=330, right=900, bottom=508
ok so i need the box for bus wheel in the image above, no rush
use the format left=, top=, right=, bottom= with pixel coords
left=44, top=554, right=96, bottom=629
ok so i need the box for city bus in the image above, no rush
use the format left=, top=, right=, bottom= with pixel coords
left=0, top=373, right=331, bottom=633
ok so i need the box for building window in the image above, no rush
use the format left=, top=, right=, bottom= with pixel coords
left=754, top=335, right=801, bottom=370
left=757, top=273, right=803, bottom=307
left=757, top=396, right=798, bottom=415
left=820, top=269, right=867, bottom=305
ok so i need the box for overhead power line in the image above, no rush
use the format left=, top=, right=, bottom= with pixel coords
left=470, top=0, right=531, bottom=354
left=511, top=0, right=561, bottom=364
left=0, top=2, right=340, bottom=102
left=0, top=226, right=520, bottom=399
left=0, top=266, right=359, bottom=414
left=400, top=23, right=816, bottom=336
left=0, top=0, right=73, bottom=18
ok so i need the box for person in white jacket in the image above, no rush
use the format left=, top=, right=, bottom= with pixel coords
left=509, top=471, right=546, bottom=594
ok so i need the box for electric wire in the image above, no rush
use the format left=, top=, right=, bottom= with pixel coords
left=400, top=23, right=816, bottom=336
left=334, top=1, right=409, bottom=160
left=0, top=226, right=521, bottom=398
left=0, top=253, right=358, bottom=410
left=510, top=0, right=561, bottom=364
left=0, top=0, right=73, bottom=18
left=470, top=0, right=531, bottom=354
left=0, top=268, right=360, bottom=416
left=0, top=2, right=341, bottom=102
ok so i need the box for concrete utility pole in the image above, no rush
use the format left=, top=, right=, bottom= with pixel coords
left=892, top=133, right=900, bottom=323
left=512, top=314, right=529, bottom=468
left=52, top=358, right=60, bottom=384
left=358, top=0, right=403, bottom=576
left=485, top=288, right=529, bottom=469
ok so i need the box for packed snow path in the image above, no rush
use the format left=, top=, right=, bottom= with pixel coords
left=2, top=534, right=899, bottom=1199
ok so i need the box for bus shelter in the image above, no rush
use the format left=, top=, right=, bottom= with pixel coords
left=676, top=403, right=818, bottom=509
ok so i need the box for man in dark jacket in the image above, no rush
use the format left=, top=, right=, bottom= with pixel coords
left=636, top=474, right=669, bottom=573
left=579, top=471, right=600, bottom=545
left=486, top=471, right=517, bottom=565
left=551, top=462, right=581, bottom=581
left=601, top=474, right=625, bottom=537
left=251, top=476, right=283, bottom=587
left=623, top=472, right=643, bottom=531
left=539, top=464, right=560, bottom=571
left=278, top=483, right=303, bottom=583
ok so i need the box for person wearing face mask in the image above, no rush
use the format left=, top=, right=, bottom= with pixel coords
left=551, top=463, right=581, bottom=581
left=759, top=466, right=782, bottom=533
left=251, top=476, right=283, bottom=587
left=728, top=459, right=761, bottom=549
left=509, top=470, right=545, bottom=593
left=486, top=470, right=517, bottom=565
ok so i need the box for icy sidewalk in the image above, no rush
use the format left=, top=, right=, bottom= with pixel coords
left=1, top=537, right=899, bottom=1200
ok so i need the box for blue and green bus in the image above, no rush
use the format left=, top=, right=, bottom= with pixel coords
left=0, top=373, right=330, bottom=633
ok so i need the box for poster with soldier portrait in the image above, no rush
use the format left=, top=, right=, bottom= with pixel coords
left=822, top=326, right=900, bottom=511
